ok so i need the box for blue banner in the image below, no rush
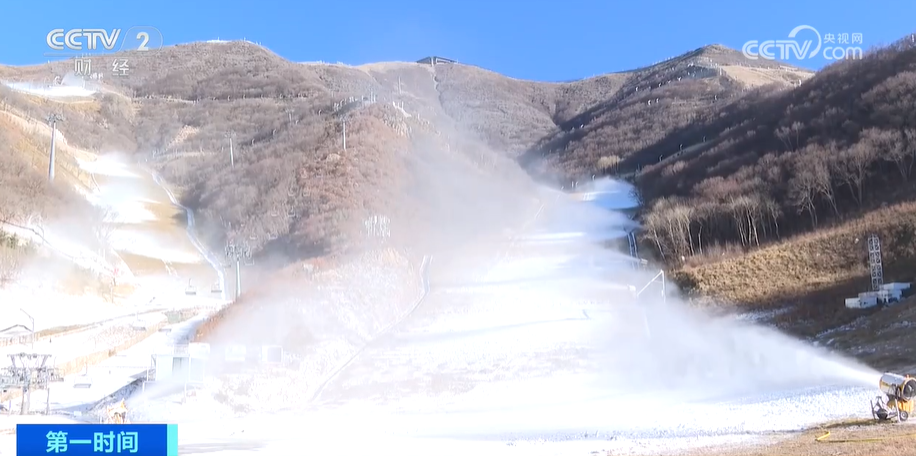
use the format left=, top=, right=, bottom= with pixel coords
left=17, top=424, right=177, bottom=456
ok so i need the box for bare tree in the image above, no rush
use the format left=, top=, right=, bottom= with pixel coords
left=791, top=121, right=803, bottom=149
left=862, top=127, right=909, bottom=180
left=775, top=122, right=803, bottom=152
left=0, top=240, right=24, bottom=285
left=832, top=142, right=878, bottom=206
left=788, top=169, right=818, bottom=228
left=644, top=203, right=669, bottom=261
left=798, top=148, right=840, bottom=216
left=670, top=202, right=695, bottom=256
left=761, top=196, right=782, bottom=239
left=903, top=128, right=916, bottom=177
left=91, top=206, right=119, bottom=280
left=596, top=155, right=621, bottom=174
left=775, top=125, right=793, bottom=152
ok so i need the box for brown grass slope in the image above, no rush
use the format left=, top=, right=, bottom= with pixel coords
left=0, top=90, right=111, bottom=289
left=1, top=41, right=539, bottom=266
left=681, top=200, right=916, bottom=339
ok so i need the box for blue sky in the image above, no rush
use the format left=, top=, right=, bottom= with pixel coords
left=1, top=0, right=913, bottom=81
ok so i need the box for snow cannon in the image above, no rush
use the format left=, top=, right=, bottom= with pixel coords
left=871, top=372, right=916, bottom=422
left=105, top=400, right=129, bottom=424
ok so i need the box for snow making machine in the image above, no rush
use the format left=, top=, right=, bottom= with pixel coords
left=104, top=400, right=129, bottom=424
left=871, top=372, right=916, bottom=422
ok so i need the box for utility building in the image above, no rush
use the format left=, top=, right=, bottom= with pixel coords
left=417, top=56, right=457, bottom=65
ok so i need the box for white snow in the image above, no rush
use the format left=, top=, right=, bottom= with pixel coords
left=148, top=169, right=227, bottom=298
left=0, top=222, right=115, bottom=278
left=104, top=202, right=158, bottom=225
left=108, top=228, right=205, bottom=264
left=0, top=313, right=212, bottom=456
left=0, top=287, right=139, bottom=332
left=75, top=155, right=218, bottom=269
left=0, top=148, right=226, bottom=415
left=3, top=81, right=97, bottom=98
left=392, top=101, right=413, bottom=118
left=0, top=315, right=162, bottom=368
left=0, top=284, right=215, bottom=337
left=116, top=178, right=882, bottom=455
left=76, top=157, right=140, bottom=178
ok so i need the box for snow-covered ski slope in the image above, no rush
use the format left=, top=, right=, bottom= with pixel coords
left=0, top=82, right=225, bottom=339
left=3, top=80, right=98, bottom=98
left=137, top=179, right=879, bottom=455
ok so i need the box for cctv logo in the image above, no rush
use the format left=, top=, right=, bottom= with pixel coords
left=47, top=29, right=122, bottom=51
left=45, top=27, right=162, bottom=54
left=742, top=25, right=822, bottom=61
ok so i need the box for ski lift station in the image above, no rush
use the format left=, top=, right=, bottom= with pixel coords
left=845, top=283, right=910, bottom=309
left=148, top=343, right=285, bottom=384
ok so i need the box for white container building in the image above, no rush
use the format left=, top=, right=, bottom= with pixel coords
left=845, top=282, right=910, bottom=309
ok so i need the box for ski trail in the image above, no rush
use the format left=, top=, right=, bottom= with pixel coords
left=310, top=255, right=433, bottom=403
left=313, top=200, right=544, bottom=404
left=146, top=168, right=227, bottom=302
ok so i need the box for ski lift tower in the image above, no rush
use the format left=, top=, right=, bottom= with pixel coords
left=627, top=230, right=641, bottom=270
left=0, top=353, right=63, bottom=415
left=225, top=239, right=252, bottom=301
left=629, top=267, right=667, bottom=338
left=868, top=234, right=884, bottom=292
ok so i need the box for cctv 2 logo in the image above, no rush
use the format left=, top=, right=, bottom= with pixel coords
left=46, top=26, right=163, bottom=53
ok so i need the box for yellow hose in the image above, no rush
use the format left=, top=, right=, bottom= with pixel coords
left=816, top=430, right=916, bottom=443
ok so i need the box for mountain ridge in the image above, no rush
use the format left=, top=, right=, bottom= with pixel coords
left=0, top=40, right=819, bottom=268
left=0, top=40, right=812, bottom=90
left=3, top=36, right=913, bottom=332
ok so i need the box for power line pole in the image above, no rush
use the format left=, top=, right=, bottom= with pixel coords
left=342, top=118, right=347, bottom=151
left=225, top=131, right=235, bottom=167
left=46, top=113, right=63, bottom=182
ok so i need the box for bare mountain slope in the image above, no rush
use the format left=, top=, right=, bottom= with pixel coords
left=0, top=91, right=113, bottom=290
left=16, top=37, right=916, bottom=361
left=2, top=41, right=543, bottom=264
left=0, top=41, right=812, bottom=267
left=510, top=45, right=814, bottom=181
left=620, top=37, right=916, bottom=335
